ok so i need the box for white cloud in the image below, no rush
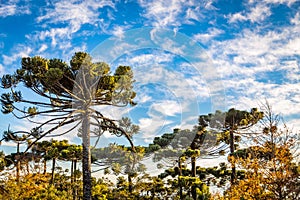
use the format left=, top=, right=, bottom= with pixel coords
left=247, top=3, right=271, bottom=23
left=126, top=53, right=174, bottom=66
left=281, top=60, right=300, bottom=82
left=138, top=0, right=214, bottom=28
left=185, top=7, right=201, bottom=22
left=228, top=0, right=297, bottom=24
left=134, top=63, right=209, bottom=102
left=262, top=0, right=298, bottom=6
left=2, top=45, right=32, bottom=65
left=160, top=38, right=185, bottom=55
left=228, top=3, right=271, bottom=23
left=38, top=44, right=48, bottom=53
left=228, top=12, right=247, bottom=23
left=152, top=100, right=182, bottom=116
left=111, top=25, right=126, bottom=39
left=107, top=42, right=138, bottom=61
left=193, top=28, right=224, bottom=44
left=186, top=76, right=210, bottom=97
left=138, top=0, right=182, bottom=27
left=37, top=27, right=71, bottom=47
left=223, top=77, right=300, bottom=117
left=207, top=27, right=295, bottom=79
left=285, top=118, right=300, bottom=132
left=28, top=0, right=116, bottom=51
left=136, top=94, right=152, bottom=103
left=0, top=4, right=17, bottom=17
left=37, top=0, right=114, bottom=29
left=0, top=0, right=31, bottom=18
left=138, top=115, right=173, bottom=139
left=284, top=37, right=300, bottom=55
left=291, top=12, right=300, bottom=25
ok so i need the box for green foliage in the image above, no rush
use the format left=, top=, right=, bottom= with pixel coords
left=27, top=106, right=38, bottom=117
left=184, top=149, right=200, bottom=157
left=31, top=185, right=71, bottom=200
left=92, top=179, right=111, bottom=200
left=0, top=151, right=6, bottom=171
left=70, top=52, right=92, bottom=71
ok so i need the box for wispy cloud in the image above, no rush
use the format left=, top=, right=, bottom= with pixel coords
left=208, top=27, right=294, bottom=78
left=291, top=12, right=300, bottom=25
left=37, top=0, right=114, bottom=30
left=37, top=44, right=48, bottom=53
left=228, top=0, right=297, bottom=24
left=228, top=3, right=271, bottom=23
left=262, top=0, right=298, bottom=6
left=138, top=115, right=173, bottom=142
left=120, top=52, right=174, bottom=66
left=36, top=27, right=71, bottom=47
left=18, top=0, right=116, bottom=57
left=111, top=25, right=127, bottom=39
left=0, top=0, right=31, bottom=18
left=2, top=45, right=32, bottom=65
left=193, top=28, right=224, bottom=44
left=151, top=100, right=182, bottom=116
left=205, top=8, right=300, bottom=121
left=138, top=0, right=214, bottom=28
left=138, top=0, right=183, bottom=27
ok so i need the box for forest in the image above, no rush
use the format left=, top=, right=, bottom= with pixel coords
left=0, top=52, right=299, bottom=200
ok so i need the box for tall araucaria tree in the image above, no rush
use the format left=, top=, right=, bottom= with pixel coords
left=0, top=52, right=137, bottom=200
left=199, top=108, right=263, bottom=185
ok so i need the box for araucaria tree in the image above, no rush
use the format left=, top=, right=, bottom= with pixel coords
left=1, top=52, right=136, bottom=200
left=199, top=108, right=264, bottom=185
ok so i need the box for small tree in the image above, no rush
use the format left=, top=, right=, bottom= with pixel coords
left=32, top=140, right=53, bottom=174
left=92, top=117, right=141, bottom=196
left=0, top=129, right=35, bottom=182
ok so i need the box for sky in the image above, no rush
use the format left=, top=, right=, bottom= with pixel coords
left=0, top=0, right=300, bottom=157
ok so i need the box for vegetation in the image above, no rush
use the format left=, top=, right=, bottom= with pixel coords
left=0, top=53, right=299, bottom=199
left=1, top=52, right=136, bottom=200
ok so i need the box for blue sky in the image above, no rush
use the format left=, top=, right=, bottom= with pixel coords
left=0, top=0, right=300, bottom=154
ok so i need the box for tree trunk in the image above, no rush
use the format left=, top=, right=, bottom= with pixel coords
left=82, top=113, right=92, bottom=200
left=230, top=130, right=236, bottom=185
left=43, top=159, right=47, bottom=174
left=178, top=158, right=183, bottom=199
left=74, top=160, right=77, bottom=181
left=191, top=156, right=197, bottom=200
left=191, top=156, right=196, bottom=177
left=128, top=173, right=133, bottom=194
left=71, top=160, right=74, bottom=183
left=51, top=157, right=56, bottom=184
left=16, top=142, right=20, bottom=183
left=71, top=160, right=76, bottom=200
